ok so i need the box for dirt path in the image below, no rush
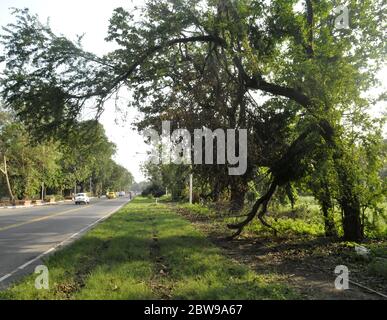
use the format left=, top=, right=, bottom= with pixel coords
left=175, top=207, right=386, bottom=300
left=213, top=237, right=381, bottom=300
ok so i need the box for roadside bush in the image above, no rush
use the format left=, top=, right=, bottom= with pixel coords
left=180, top=203, right=216, bottom=218
left=44, top=195, right=56, bottom=202
left=55, top=194, right=65, bottom=201
left=141, top=184, right=165, bottom=198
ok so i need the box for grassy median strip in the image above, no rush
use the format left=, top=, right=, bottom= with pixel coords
left=0, top=197, right=298, bottom=300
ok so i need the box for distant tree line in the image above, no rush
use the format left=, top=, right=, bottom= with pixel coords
left=0, top=107, right=134, bottom=201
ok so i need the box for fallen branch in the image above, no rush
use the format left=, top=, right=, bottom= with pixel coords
left=227, top=181, right=278, bottom=239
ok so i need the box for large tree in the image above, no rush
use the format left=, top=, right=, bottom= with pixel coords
left=1, top=1, right=385, bottom=240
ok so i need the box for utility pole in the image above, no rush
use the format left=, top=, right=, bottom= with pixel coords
left=41, top=182, right=44, bottom=201
left=189, top=174, right=193, bottom=205
left=89, top=177, right=92, bottom=195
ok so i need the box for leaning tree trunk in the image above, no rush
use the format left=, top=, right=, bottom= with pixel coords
left=0, top=156, right=15, bottom=203
left=228, top=180, right=278, bottom=238
left=227, top=124, right=320, bottom=238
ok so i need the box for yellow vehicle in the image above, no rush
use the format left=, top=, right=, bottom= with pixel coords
left=106, top=192, right=117, bottom=199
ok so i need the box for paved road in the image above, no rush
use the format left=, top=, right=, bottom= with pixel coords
left=0, top=197, right=130, bottom=289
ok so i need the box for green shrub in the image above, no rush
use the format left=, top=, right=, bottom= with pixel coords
left=55, top=194, right=65, bottom=201
left=141, top=184, right=165, bottom=198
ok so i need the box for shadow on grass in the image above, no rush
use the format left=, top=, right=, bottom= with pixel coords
left=1, top=232, right=297, bottom=300
left=0, top=202, right=299, bottom=300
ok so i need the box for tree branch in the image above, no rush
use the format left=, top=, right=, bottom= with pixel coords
left=71, top=33, right=314, bottom=115
left=69, top=35, right=227, bottom=100
left=227, top=180, right=278, bottom=239
left=114, top=35, right=227, bottom=87
left=233, top=57, right=312, bottom=108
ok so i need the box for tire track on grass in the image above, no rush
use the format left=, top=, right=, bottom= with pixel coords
left=148, top=216, right=173, bottom=300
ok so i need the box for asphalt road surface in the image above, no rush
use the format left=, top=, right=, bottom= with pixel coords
left=0, top=197, right=130, bottom=289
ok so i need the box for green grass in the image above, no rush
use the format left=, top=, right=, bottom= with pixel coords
left=0, top=197, right=298, bottom=300
left=367, top=243, right=387, bottom=279
left=178, top=203, right=216, bottom=218
left=181, top=197, right=328, bottom=238
left=368, top=259, right=387, bottom=279
left=183, top=196, right=386, bottom=239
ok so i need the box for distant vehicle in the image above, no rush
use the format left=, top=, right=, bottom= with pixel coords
left=75, top=193, right=90, bottom=205
left=107, top=192, right=117, bottom=199
left=118, top=191, right=125, bottom=197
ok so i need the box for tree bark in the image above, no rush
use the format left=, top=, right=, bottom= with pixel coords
left=322, top=202, right=338, bottom=237
left=228, top=180, right=278, bottom=238
left=329, top=141, right=364, bottom=241
left=229, top=181, right=247, bottom=212
left=0, top=156, right=15, bottom=203
left=341, top=200, right=363, bottom=241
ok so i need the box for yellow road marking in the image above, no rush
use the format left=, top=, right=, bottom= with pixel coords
left=0, top=204, right=96, bottom=232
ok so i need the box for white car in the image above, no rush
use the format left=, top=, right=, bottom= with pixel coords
left=118, top=191, right=125, bottom=197
left=74, top=193, right=90, bottom=205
